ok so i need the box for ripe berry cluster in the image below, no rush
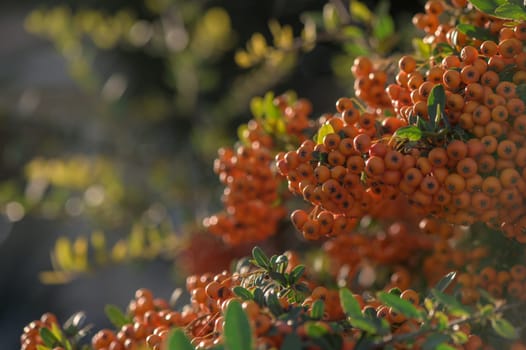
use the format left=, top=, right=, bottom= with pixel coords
left=203, top=96, right=313, bottom=245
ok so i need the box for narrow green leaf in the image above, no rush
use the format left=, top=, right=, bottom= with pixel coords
left=323, top=3, right=340, bottom=32
left=491, top=318, right=519, bottom=340
left=280, top=333, right=302, bottom=350
left=339, top=288, right=362, bottom=319
left=495, top=3, right=526, bottom=20
left=428, top=84, right=445, bottom=128
left=36, top=345, right=51, bottom=350
left=350, top=316, right=380, bottom=334
left=436, top=344, right=457, bottom=350
left=456, top=24, right=497, bottom=41
left=393, top=125, right=422, bottom=142
left=430, top=289, right=471, bottom=317
left=517, top=84, right=526, bottom=105
left=289, top=265, right=305, bottom=284
left=39, top=328, right=61, bottom=348
left=422, top=333, right=451, bottom=350
left=266, top=292, right=284, bottom=317
left=251, top=246, right=269, bottom=269
left=451, top=330, right=469, bottom=344
left=350, top=0, right=373, bottom=22
left=104, top=304, right=130, bottom=328
left=373, top=13, right=394, bottom=41
left=250, top=97, right=264, bottom=119
left=269, top=271, right=288, bottom=286
left=377, top=292, right=423, bottom=319
left=224, top=300, right=254, bottom=350
left=316, top=124, right=335, bottom=145
left=233, top=286, right=253, bottom=300
left=469, top=0, right=506, bottom=14
left=305, top=321, right=330, bottom=338
left=166, top=328, right=195, bottom=350
left=433, top=271, right=457, bottom=293
left=254, top=288, right=265, bottom=306
left=311, top=299, right=325, bottom=320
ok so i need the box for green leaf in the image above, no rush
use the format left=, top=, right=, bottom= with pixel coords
left=316, top=123, right=335, bottom=145
left=422, top=333, right=451, bottom=350
left=350, top=1, right=373, bottom=22
left=305, top=321, right=330, bottom=338
left=393, top=126, right=422, bottom=141
left=269, top=271, right=288, bottom=286
left=456, top=24, right=497, bottom=41
left=517, top=84, right=526, bottom=105
left=428, top=84, right=446, bottom=128
left=377, top=292, right=423, bottom=319
left=36, top=345, right=51, bottom=350
left=339, top=288, right=363, bottom=319
left=166, top=328, right=195, bottom=350
left=342, top=25, right=364, bottom=39
left=280, top=333, right=302, bottom=350
left=432, top=271, right=457, bottom=293
left=266, top=292, right=284, bottom=317
left=495, top=3, right=526, bottom=20
left=104, top=304, right=130, bottom=328
left=413, top=38, right=432, bottom=59
left=430, top=289, right=471, bottom=317
left=39, top=328, right=61, bottom=348
left=289, top=265, right=305, bottom=284
left=323, top=3, right=340, bottom=32
left=251, top=246, right=270, bottom=269
left=469, top=0, right=506, bottom=14
left=254, top=288, right=265, bottom=306
left=233, top=286, right=253, bottom=300
left=373, top=11, right=394, bottom=41
left=436, top=344, right=457, bottom=350
left=451, top=330, right=469, bottom=344
left=350, top=316, right=380, bottom=334
left=224, top=300, right=254, bottom=350
left=491, top=318, right=519, bottom=340
left=311, top=299, right=325, bottom=320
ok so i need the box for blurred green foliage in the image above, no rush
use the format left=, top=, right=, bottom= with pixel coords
left=0, top=0, right=421, bottom=281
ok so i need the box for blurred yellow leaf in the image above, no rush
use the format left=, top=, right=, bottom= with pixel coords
left=73, top=237, right=88, bottom=271
left=54, top=237, right=75, bottom=270
left=350, top=1, right=373, bottom=22
left=248, top=33, right=268, bottom=58
left=235, top=50, right=253, bottom=68
left=112, top=240, right=128, bottom=262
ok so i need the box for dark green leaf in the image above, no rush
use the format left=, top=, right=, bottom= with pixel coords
left=251, top=246, right=269, bottom=269
left=305, top=321, right=330, bottom=338
left=254, top=288, right=265, bottom=306
left=166, top=328, right=195, bottom=350
left=432, top=271, right=457, bottom=293
left=339, top=288, right=362, bottom=319
left=430, top=289, right=471, bottom=317
left=269, top=271, right=288, bottom=286
left=104, top=304, right=130, bottom=328
left=266, top=292, right=284, bottom=317
left=377, top=292, right=423, bottom=319
left=289, top=265, right=305, bottom=284
left=224, top=300, right=254, bottom=350
left=350, top=316, right=380, bottom=334
left=233, top=286, right=253, bottom=300
left=39, top=328, right=61, bottom=348
left=393, top=125, right=422, bottom=142
left=469, top=0, right=506, bottom=14
left=456, top=24, right=497, bottom=41
left=422, top=333, right=451, bottom=350
left=428, top=84, right=446, bottom=128
left=517, top=84, right=526, bottom=105
left=311, top=299, right=325, bottom=320
left=495, top=3, right=526, bottom=20
left=280, top=333, right=302, bottom=350
left=491, top=318, right=519, bottom=340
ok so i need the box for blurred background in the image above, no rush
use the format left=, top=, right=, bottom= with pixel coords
left=0, top=0, right=423, bottom=348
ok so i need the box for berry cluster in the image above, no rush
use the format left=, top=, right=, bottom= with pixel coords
left=203, top=96, right=313, bottom=245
